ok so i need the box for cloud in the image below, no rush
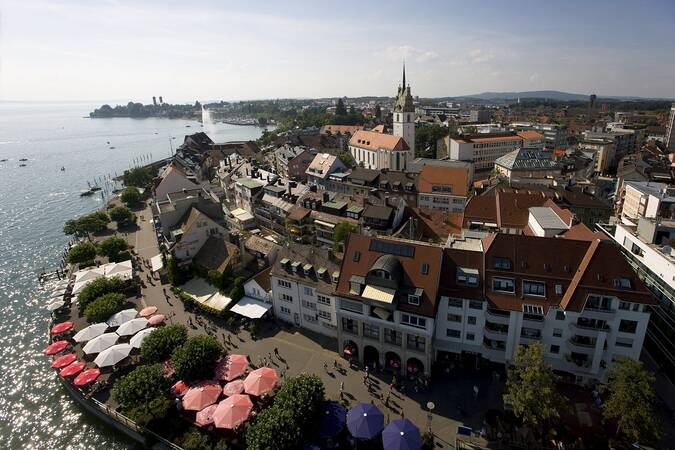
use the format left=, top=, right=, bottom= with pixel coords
left=469, top=49, right=496, bottom=63
left=529, top=73, right=540, bottom=83
left=383, top=45, right=438, bottom=63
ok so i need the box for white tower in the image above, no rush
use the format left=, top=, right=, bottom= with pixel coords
left=393, top=64, right=415, bottom=168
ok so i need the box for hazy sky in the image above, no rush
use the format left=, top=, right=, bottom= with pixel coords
left=1, top=0, right=674, bottom=103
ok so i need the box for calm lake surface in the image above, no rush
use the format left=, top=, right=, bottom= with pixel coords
left=0, top=102, right=263, bottom=449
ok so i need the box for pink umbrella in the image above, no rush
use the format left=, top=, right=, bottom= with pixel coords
left=213, top=394, right=253, bottom=429
left=171, top=380, right=190, bottom=397
left=162, top=360, right=175, bottom=377
left=51, top=353, right=77, bottom=369
left=215, top=354, right=249, bottom=381
left=44, top=340, right=69, bottom=355
left=244, top=367, right=278, bottom=397
left=148, top=314, right=165, bottom=326
left=182, top=381, right=222, bottom=411
left=138, top=306, right=157, bottom=317
left=74, top=368, right=100, bottom=386
left=59, top=361, right=86, bottom=377
left=195, top=404, right=218, bottom=427
left=222, top=379, right=245, bottom=397
left=51, top=321, right=74, bottom=334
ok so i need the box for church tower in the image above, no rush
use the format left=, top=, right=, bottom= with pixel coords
left=393, top=64, right=415, bottom=166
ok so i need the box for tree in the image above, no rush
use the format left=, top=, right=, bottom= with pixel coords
left=374, top=104, right=382, bottom=120
left=109, top=205, right=136, bottom=227
left=112, top=364, right=170, bottom=425
left=120, top=186, right=142, bottom=208
left=229, top=277, right=245, bottom=301
left=141, top=324, right=188, bottom=363
left=83, top=292, right=125, bottom=322
left=98, top=236, right=129, bottom=261
left=503, top=343, right=563, bottom=431
left=67, top=242, right=97, bottom=265
left=167, top=255, right=188, bottom=286
left=332, top=222, right=357, bottom=252
left=335, top=99, right=347, bottom=116
left=177, top=429, right=215, bottom=450
left=122, top=167, right=153, bottom=188
left=171, top=335, right=223, bottom=382
left=77, top=276, right=125, bottom=307
left=601, top=357, right=661, bottom=443
left=415, top=124, right=447, bottom=158
left=63, top=211, right=109, bottom=237
left=336, top=150, right=354, bottom=168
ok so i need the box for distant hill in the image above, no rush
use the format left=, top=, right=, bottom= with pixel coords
left=457, top=90, right=666, bottom=102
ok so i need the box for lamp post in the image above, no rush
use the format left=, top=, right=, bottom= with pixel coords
left=426, top=401, right=435, bottom=433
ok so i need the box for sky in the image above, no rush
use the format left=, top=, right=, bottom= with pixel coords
left=1, top=0, right=674, bottom=103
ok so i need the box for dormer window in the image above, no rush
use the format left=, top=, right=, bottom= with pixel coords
left=457, top=267, right=479, bottom=286
left=420, top=263, right=429, bottom=275
left=352, top=251, right=361, bottom=262
left=372, top=269, right=392, bottom=280
left=332, top=271, right=340, bottom=284
left=408, top=294, right=420, bottom=306
left=613, top=278, right=631, bottom=289
left=493, top=257, right=512, bottom=270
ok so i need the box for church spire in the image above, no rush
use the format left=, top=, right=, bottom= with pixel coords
left=402, top=62, right=406, bottom=88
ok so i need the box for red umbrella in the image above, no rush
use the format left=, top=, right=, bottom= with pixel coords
left=170, top=380, right=190, bottom=397
left=51, top=353, right=77, bottom=369
left=222, top=379, right=245, bottom=397
left=213, top=394, right=253, bottom=429
left=74, top=368, right=100, bottom=386
left=182, top=381, right=222, bottom=411
left=138, top=306, right=157, bottom=317
left=148, top=314, right=165, bottom=326
left=59, top=361, right=86, bottom=377
left=51, top=322, right=74, bottom=334
left=244, top=367, right=278, bottom=397
left=195, top=404, right=218, bottom=427
left=215, top=354, right=249, bottom=381
left=44, top=340, right=69, bottom=355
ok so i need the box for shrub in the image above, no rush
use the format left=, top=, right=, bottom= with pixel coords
left=141, top=324, right=188, bottom=364
left=113, top=364, right=170, bottom=425
left=83, top=292, right=125, bottom=322
left=109, top=205, right=136, bottom=226
left=120, top=186, right=142, bottom=208
left=171, top=335, right=223, bottom=382
left=98, top=236, right=129, bottom=261
left=229, top=277, right=245, bottom=301
left=123, top=167, right=153, bottom=188
left=67, top=242, right=97, bottom=265
left=63, top=211, right=109, bottom=236
left=167, top=255, right=189, bottom=286
left=77, top=276, right=125, bottom=307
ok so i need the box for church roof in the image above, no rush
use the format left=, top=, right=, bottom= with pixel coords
left=349, top=130, right=409, bottom=152
left=393, top=65, right=414, bottom=113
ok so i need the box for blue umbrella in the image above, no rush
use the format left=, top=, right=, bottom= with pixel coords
left=346, top=403, right=384, bottom=440
left=382, top=419, right=421, bottom=450
left=319, top=400, right=347, bottom=438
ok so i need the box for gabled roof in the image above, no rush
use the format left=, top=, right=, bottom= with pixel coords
left=349, top=130, right=409, bottom=152
left=417, top=165, right=469, bottom=196
left=494, top=148, right=561, bottom=171
left=249, top=267, right=272, bottom=292
left=193, top=236, right=239, bottom=272
left=320, top=125, right=364, bottom=135
left=177, top=206, right=222, bottom=234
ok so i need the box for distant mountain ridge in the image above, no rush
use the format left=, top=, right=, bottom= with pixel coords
left=458, top=90, right=667, bottom=101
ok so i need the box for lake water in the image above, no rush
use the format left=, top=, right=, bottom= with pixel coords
left=0, top=103, right=263, bottom=449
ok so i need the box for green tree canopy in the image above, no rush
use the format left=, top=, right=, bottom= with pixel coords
left=77, top=276, right=125, bottom=307
left=229, top=277, right=245, bottom=301
left=177, top=428, right=216, bottom=450
left=601, top=357, right=661, bottom=444
left=171, top=335, right=223, bottom=382
left=167, top=255, right=189, bottom=286
left=336, top=150, right=354, bottom=167
left=63, top=211, right=109, bottom=236
left=112, top=364, right=170, bottom=425
left=332, top=222, right=357, bottom=252
left=109, top=205, right=136, bottom=227
left=335, top=99, right=347, bottom=116
left=123, top=167, right=153, bottom=188
left=374, top=104, right=382, bottom=120
left=141, top=324, right=188, bottom=364
left=67, top=242, right=97, bottom=265
left=415, top=124, right=447, bottom=158
left=503, top=343, right=563, bottom=431
left=98, top=236, right=129, bottom=261
left=83, top=292, right=125, bottom=322
left=120, top=186, right=142, bottom=208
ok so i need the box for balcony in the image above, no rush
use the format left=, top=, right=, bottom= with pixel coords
left=484, top=327, right=508, bottom=341
left=564, top=353, right=592, bottom=370
left=486, top=308, right=511, bottom=324
left=581, top=306, right=616, bottom=319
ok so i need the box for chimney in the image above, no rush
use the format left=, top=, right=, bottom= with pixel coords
left=323, top=192, right=330, bottom=202
left=287, top=183, right=292, bottom=196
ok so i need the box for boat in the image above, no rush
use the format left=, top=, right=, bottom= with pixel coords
left=185, top=125, right=191, bottom=128
left=109, top=146, right=116, bottom=149
left=90, top=186, right=102, bottom=192
left=80, top=191, right=94, bottom=197
left=19, top=164, right=27, bottom=167
left=60, top=167, right=66, bottom=171
left=0, top=159, right=7, bottom=162
left=19, top=158, right=28, bottom=161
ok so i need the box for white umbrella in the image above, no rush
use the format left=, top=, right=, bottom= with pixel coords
left=83, top=332, right=119, bottom=354
left=51, top=288, right=67, bottom=297
left=107, top=308, right=137, bottom=328
left=73, top=323, right=108, bottom=343
left=116, top=318, right=148, bottom=337
left=94, top=343, right=132, bottom=368
left=129, top=328, right=155, bottom=348
left=55, top=280, right=69, bottom=289
left=47, top=300, right=65, bottom=312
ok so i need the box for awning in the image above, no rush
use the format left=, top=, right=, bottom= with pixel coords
left=372, top=307, right=392, bottom=321
left=230, top=297, right=272, bottom=319
left=314, top=219, right=335, bottom=229
left=362, top=285, right=396, bottom=304
left=151, top=254, right=164, bottom=272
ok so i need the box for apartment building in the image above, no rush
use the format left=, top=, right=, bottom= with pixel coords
left=620, top=181, right=675, bottom=225
left=448, top=131, right=545, bottom=171
left=416, top=165, right=469, bottom=213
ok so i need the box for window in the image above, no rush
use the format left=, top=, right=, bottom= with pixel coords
left=446, top=329, right=461, bottom=338
left=550, top=344, right=560, bottom=354
left=302, top=300, right=316, bottom=310
left=613, top=278, right=631, bottom=289
left=523, top=280, right=546, bottom=297
left=406, top=334, right=426, bottom=352
left=352, top=251, right=361, bottom=262
left=493, top=257, right=512, bottom=270
left=468, top=316, right=477, bottom=325
left=363, top=323, right=380, bottom=339
left=384, top=328, right=402, bottom=346
left=303, top=286, right=313, bottom=296
left=350, top=281, right=362, bottom=294
left=407, top=294, right=420, bottom=306
left=492, top=277, right=515, bottom=293
left=466, top=332, right=475, bottom=341
left=447, top=313, right=462, bottom=323
left=523, top=304, right=544, bottom=315
left=586, top=295, right=612, bottom=311
left=619, top=319, right=638, bottom=334
left=632, top=303, right=640, bottom=312
left=341, top=318, right=358, bottom=334
left=555, top=310, right=565, bottom=321
left=318, top=310, right=331, bottom=321
left=618, top=301, right=630, bottom=310
left=552, top=328, right=563, bottom=338
left=421, top=263, right=429, bottom=275
left=448, top=298, right=463, bottom=308
left=615, top=337, right=633, bottom=348
left=317, top=295, right=331, bottom=305
left=401, top=313, right=427, bottom=329
left=468, top=300, right=483, bottom=310
left=303, top=314, right=317, bottom=323
left=277, top=279, right=291, bottom=289
left=280, top=306, right=291, bottom=315
left=340, top=298, right=363, bottom=314
left=280, top=293, right=293, bottom=302
left=555, top=284, right=563, bottom=295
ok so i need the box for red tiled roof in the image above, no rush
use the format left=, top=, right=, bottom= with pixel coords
left=349, top=130, right=409, bottom=152
left=417, top=166, right=469, bottom=196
